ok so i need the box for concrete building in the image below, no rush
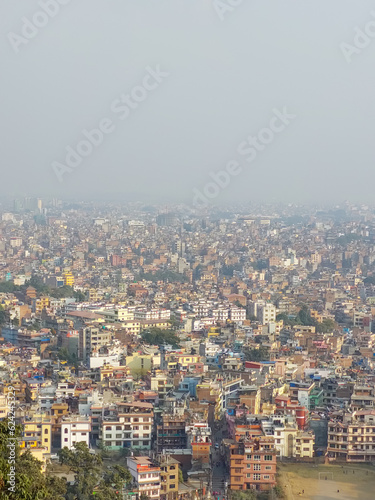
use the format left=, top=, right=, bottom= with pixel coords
left=101, top=402, right=154, bottom=450
left=328, top=410, right=375, bottom=462
left=156, top=454, right=180, bottom=500
left=61, top=415, right=91, bottom=450
left=230, top=436, right=277, bottom=492
left=127, top=456, right=161, bottom=499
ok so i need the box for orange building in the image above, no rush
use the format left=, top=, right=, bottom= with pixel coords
left=230, top=436, right=277, bottom=492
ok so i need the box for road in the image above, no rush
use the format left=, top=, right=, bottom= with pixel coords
left=211, top=424, right=229, bottom=499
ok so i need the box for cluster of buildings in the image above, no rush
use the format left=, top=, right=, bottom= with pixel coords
left=2, top=200, right=375, bottom=496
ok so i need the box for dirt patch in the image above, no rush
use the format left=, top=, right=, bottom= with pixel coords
left=278, top=463, right=375, bottom=500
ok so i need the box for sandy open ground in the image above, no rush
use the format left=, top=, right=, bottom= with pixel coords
left=278, top=463, right=375, bottom=500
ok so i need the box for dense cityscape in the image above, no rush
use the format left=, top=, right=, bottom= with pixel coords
left=1, top=198, right=375, bottom=499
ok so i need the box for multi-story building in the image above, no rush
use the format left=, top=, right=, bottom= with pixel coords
left=134, top=308, right=171, bottom=321
left=186, top=422, right=212, bottom=464
left=257, top=303, right=276, bottom=325
left=230, top=436, right=277, bottom=492
left=157, top=414, right=187, bottom=452
left=156, top=454, right=180, bottom=500
left=101, top=402, right=154, bottom=450
left=149, top=371, right=174, bottom=406
left=328, top=410, right=375, bottom=462
left=63, top=271, right=75, bottom=287
left=350, top=385, right=375, bottom=411
left=61, top=415, right=91, bottom=450
left=20, top=415, right=52, bottom=456
left=127, top=456, right=161, bottom=499
left=230, top=307, right=246, bottom=323
left=79, top=325, right=112, bottom=362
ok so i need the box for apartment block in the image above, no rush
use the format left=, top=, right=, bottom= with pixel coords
left=230, top=436, right=277, bottom=492
left=156, top=454, right=180, bottom=500
left=157, top=414, right=187, bottom=452
left=127, top=456, right=161, bottom=500
left=328, top=410, right=375, bottom=462
left=101, top=402, right=154, bottom=450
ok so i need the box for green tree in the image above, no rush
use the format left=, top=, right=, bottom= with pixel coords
left=295, top=305, right=315, bottom=326
left=315, top=318, right=335, bottom=333
left=243, top=346, right=270, bottom=361
left=231, top=491, right=256, bottom=500
left=178, top=468, right=184, bottom=483
left=276, top=313, right=296, bottom=326
left=0, top=282, right=20, bottom=293
left=73, top=290, right=86, bottom=302
left=0, top=419, right=66, bottom=499
left=58, top=442, right=131, bottom=500
left=58, top=442, right=102, bottom=500
left=141, top=328, right=180, bottom=348
left=0, top=305, right=7, bottom=326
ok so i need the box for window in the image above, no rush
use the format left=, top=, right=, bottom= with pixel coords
left=254, top=455, right=261, bottom=461
left=64, top=428, right=68, bottom=434
left=246, top=454, right=251, bottom=460
left=106, top=434, right=111, bottom=438
left=44, top=438, right=48, bottom=443
left=170, top=485, right=175, bottom=489
left=253, top=474, right=261, bottom=481
left=265, top=466, right=272, bottom=470
left=105, top=426, right=111, bottom=431
left=116, top=434, right=122, bottom=439
left=64, top=438, right=68, bottom=442
left=263, top=475, right=270, bottom=480
left=116, top=426, right=121, bottom=430
left=264, top=455, right=273, bottom=461
left=143, top=441, right=149, bottom=446
left=246, top=473, right=251, bottom=478
left=235, top=468, right=241, bottom=473
left=253, top=464, right=261, bottom=471
left=246, top=464, right=251, bottom=469
left=44, top=429, right=48, bottom=434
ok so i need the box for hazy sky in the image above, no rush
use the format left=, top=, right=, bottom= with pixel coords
left=1, top=0, right=374, bottom=205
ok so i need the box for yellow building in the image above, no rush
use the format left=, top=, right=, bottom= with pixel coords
left=63, top=272, right=74, bottom=287
left=126, top=353, right=153, bottom=376
left=20, top=415, right=52, bottom=456
left=207, top=327, right=220, bottom=338
left=35, top=296, right=50, bottom=315
left=157, top=454, right=180, bottom=500
left=0, top=394, right=7, bottom=420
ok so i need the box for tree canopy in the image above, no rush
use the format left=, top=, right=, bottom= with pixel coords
left=0, top=418, right=66, bottom=500
left=58, top=442, right=131, bottom=500
left=141, top=327, right=180, bottom=348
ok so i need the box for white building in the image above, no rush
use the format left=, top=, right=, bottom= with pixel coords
left=230, top=307, right=246, bottom=322
left=127, top=456, right=161, bottom=499
left=257, top=303, right=276, bottom=324
left=61, top=416, right=91, bottom=450
left=134, top=308, right=171, bottom=321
